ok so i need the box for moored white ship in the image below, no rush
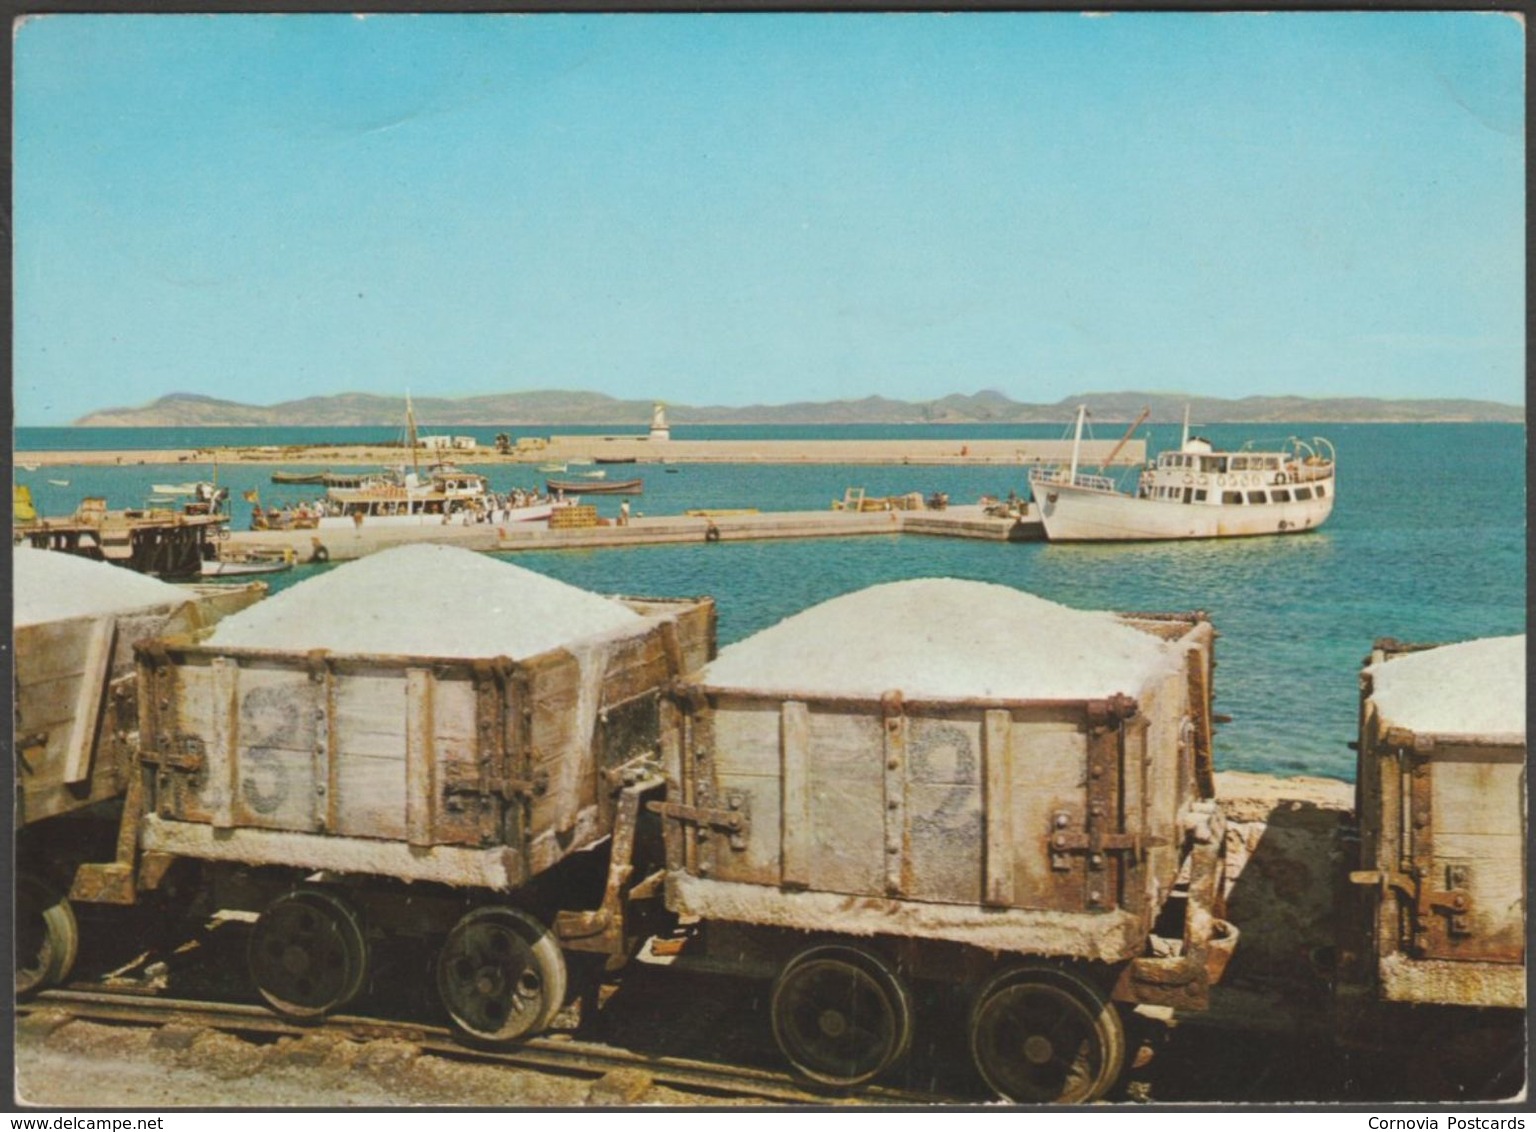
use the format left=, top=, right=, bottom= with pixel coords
left=1029, top=406, right=1336, bottom=542
left=318, top=465, right=574, bottom=529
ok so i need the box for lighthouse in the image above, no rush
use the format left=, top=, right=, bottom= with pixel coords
left=648, top=403, right=671, bottom=443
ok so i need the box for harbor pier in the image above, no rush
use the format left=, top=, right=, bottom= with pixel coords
left=223, top=504, right=1040, bottom=563
left=16, top=437, right=1144, bottom=469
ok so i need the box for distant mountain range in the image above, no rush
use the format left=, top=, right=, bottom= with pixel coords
left=72, top=389, right=1524, bottom=427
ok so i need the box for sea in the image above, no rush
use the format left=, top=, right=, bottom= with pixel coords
left=14, top=421, right=1527, bottom=783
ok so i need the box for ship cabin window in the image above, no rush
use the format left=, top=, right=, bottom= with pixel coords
left=1293, top=486, right=1313, bottom=501
left=1183, top=487, right=1194, bottom=504
left=1315, top=484, right=1327, bottom=498
left=1200, top=456, right=1223, bottom=473
left=1245, top=490, right=1267, bottom=504
left=1194, top=489, right=1207, bottom=502
left=1263, top=456, right=1280, bottom=470
left=1222, top=491, right=1243, bottom=505
left=1230, top=456, right=1250, bottom=471
left=1271, top=489, right=1292, bottom=503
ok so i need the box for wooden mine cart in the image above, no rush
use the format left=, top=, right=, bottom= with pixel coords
left=16, top=582, right=266, bottom=996
left=653, top=611, right=1234, bottom=1102
left=1342, top=638, right=1526, bottom=1013
left=74, top=596, right=715, bottom=1038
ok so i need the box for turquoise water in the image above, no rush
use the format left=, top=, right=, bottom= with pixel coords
left=15, top=422, right=1525, bottom=781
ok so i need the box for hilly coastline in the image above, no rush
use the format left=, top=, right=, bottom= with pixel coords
left=72, top=389, right=1524, bottom=427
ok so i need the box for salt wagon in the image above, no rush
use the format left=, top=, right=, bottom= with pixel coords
left=652, top=579, right=1235, bottom=1102
left=1343, top=636, right=1526, bottom=1013
left=75, top=545, right=715, bottom=1038
left=14, top=546, right=265, bottom=995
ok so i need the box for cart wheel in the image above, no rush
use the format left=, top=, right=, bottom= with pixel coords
left=248, top=887, right=368, bottom=1019
left=16, top=872, right=79, bottom=999
left=437, top=906, right=567, bottom=1043
left=770, top=943, right=914, bottom=1088
left=969, top=965, right=1126, bottom=1104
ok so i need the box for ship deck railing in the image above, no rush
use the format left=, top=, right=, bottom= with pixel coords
left=1027, top=468, right=1120, bottom=493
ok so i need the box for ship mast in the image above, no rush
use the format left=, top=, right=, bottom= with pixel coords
left=406, top=390, right=420, bottom=476
left=1068, top=405, right=1087, bottom=484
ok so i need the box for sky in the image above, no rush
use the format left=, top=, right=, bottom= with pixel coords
left=12, top=11, right=1526, bottom=426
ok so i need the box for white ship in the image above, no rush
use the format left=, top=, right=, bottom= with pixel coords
left=318, top=466, right=571, bottom=529
left=1029, top=406, right=1336, bottom=542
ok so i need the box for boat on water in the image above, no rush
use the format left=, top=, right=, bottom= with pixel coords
left=1028, top=406, right=1336, bottom=542
left=153, top=482, right=200, bottom=495
left=271, top=470, right=328, bottom=485
left=546, top=477, right=642, bottom=496
left=200, top=546, right=297, bottom=577
left=595, top=456, right=638, bottom=465
left=322, top=466, right=574, bottom=528
left=48, top=479, right=70, bottom=487
left=538, top=462, right=567, bottom=473
left=577, top=470, right=608, bottom=480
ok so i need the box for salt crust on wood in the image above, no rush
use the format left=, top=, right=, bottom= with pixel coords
left=667, top=873, right=1145, bottom=960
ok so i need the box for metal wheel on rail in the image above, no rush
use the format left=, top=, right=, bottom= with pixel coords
left=969, top=965, right=1126, bottom=1104
left=436, top=906, right=567, bottom=1044
left=248, top=887, right=369, bottom=1019
left=770, top=943, right=915, bottom=1088
left=17, top=872, right=79, bottom=999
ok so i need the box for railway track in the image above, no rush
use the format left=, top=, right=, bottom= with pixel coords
left=20, top=988, right=962, bottom=1107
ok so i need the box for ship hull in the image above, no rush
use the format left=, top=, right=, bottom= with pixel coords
left=1035, top=481, right=1335, bottom=542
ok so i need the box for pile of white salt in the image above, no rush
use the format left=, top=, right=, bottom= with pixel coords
left=205, top=543, right=640, bottom=658
left=1368, top=635, right=1526, bottom=738
left=13, top=545, right=191, bottom=627
left=698, top=578, right=1177, bottom=700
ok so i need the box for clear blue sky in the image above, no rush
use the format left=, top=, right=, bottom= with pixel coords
left=13, top=12, right=1525, bottom=425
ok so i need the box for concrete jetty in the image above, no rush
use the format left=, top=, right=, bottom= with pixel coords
left=222, top=504, right=1040, bottom=564
left=20, top=436, right=1144, bottom=469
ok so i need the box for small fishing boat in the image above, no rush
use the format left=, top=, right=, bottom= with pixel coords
left=595, top=456, right=638, bottom=465
left=152, top=482, right=199, bottom=495
left=271, top=471, right=328, bottom=485
left=200, top=549, right=296, bottom=578
left=546, top=477, right=643, bottom=496
left=18, top=463, right=39, bottom=472
left=538, top=462, right=567, bottom=473
left=1029, top=406, right=1336, bottom=542
left=577, top=470, right=608, bottom=479
left=48, top=479, right=70, bottom=487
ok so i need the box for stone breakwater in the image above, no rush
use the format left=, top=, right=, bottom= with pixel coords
left=15, top=435, right=1145, bottom=468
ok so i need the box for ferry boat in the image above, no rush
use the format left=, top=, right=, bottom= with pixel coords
left=1028, top=406, right=1336, bottom=542
left=318, top=466, right=574, bottom=529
